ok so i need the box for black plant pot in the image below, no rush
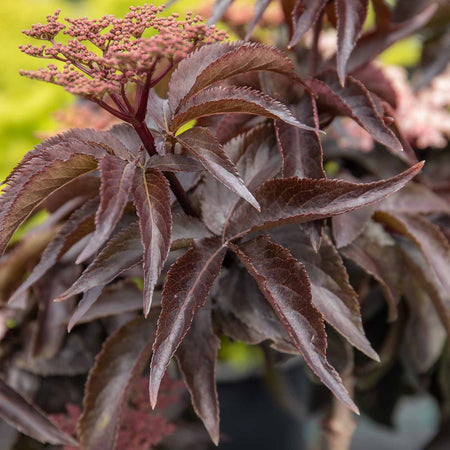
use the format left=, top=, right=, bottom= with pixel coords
left=217, top=363, right=309, bottom=450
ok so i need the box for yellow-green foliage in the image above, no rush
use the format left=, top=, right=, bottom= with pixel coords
left=0, top=1, right=72, bottom=181
left=0, top=0, right=200, bottom=181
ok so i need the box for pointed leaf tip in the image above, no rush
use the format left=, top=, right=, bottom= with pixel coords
left=176, top=306, right=220, bottom=445
left=226, top=161, right=424, bottom=239
left=150, top=238, right=225, bottom=410
left=231, top=236, right=358, bottom=413
left=176, top=127, right=261, bottom=210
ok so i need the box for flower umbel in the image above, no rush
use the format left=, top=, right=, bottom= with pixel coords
left=19, top=5, right=227, bottom=120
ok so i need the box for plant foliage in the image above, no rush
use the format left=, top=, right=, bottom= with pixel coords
left=0, top=1, right=449, bottom=449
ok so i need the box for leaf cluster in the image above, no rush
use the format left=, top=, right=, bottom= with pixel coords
left=0, top=1, right=449, bottom=449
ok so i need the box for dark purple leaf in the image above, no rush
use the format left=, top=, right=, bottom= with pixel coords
left=371, top=0, right=392, bottom=30
left=308, top=71, right=403, bottom=153
left=414, top=30, right=450, bottom=89
left=176, top=305, right=221, bottom=445
left=0, top=227, right=56, bottom=303
left=280, top=0, right=297, bottom=39
left=0, top=377, right=77, bottom=446
left=403, top=271, right=446, bottom=373
left=392, top=0, right=433, bottom=22
left=225, top=162, right=423, bottom=239
left=215, top=113, right=255, bottom=144
left=213, top=267, right=296, bottom=353
left=332, top=205, right=375, bottom=248
left=176, top=127, right=260, bottom=210
left=77, top=314, right=158, bottom=450
left=148, top=154, right=203, bottom=172
left=272, top=228, right=378, bottom=360
left=377, top=182, right=450, bottom=215
left=68, top=286, right=104, bottom=332
left=341, top=221, right=404, bottom=321
left=205, top=124, right=280, bottom=236
left=149, top=237, right=226, bottom=408
left=133, top=168, right=172, bottom=316
left=170, top=86, right=319, bottom=133
left=31, top=265, right=79, bottom=358
left=56, top=222, right=142, bottom=302
left=171, top=213, right=212, bottom=247
left=353, top=63, right=397, bottom=108
left=15, top=328, right=96, bottom=376
left=145, top=91, right=170, bottom=154
left=374, top=212, right=450, bottom=296
left=43, top=173, right=100, bottom=213
left=169, top=42, right=300, bottom=112
left=108, top=123, right=143, bottom=159
left=245, top=0, right=272, bottom=39
left=77, top=155, right=138, bottom=263
left=288, top=0, right=329, bottom=48
left=231, top=235, right=358, bottom=413
left=275, top=95, right=326, bottom=249
left=215, top=304, right=270, bottom=347
left=78, top=281, right=152, bottom=324
left=275, top=96, right=325, bottom=179
left=8, top=199, right=98, bottom=305
left=59, top=128, right=132, bottom=160
left=299, top=221, right=324, bottom=252
left=0, top=153, right=98, bottom=253
left=1, top=128, right=110, bottom=187
left=346, top=4, right=437, bottom=73
left=398, top=238, right=450, bottom=337
left=336, top=0, right=369, bottom=85
left=207, top=0, right=234, bottom=24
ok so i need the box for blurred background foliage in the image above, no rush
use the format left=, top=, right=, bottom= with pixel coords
left=0, top=0, right=423, bottom=182
left=0, top=0, right=200, bottom=180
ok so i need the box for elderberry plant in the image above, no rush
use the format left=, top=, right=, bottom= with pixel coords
left=0, top=2, right=449, bottom=449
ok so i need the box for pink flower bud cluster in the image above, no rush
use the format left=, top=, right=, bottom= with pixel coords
left=22, top=9, right=65, bottom=40
left=19, top=4, right=228, bottom=100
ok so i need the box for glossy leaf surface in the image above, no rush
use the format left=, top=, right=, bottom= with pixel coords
left=226, top=162, right=423, bottom=239
left=149, top=237, right=226, bottom=408
left=176, top=306, right=221, bottom=444
left=133, top=168, right=172, bottom=316
left=232, top=235, right=358, bottom=413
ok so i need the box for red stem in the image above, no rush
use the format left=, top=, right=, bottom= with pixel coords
left=87, top=96, right=131, bottom=122
left=135, top=57, right=161, bottom=121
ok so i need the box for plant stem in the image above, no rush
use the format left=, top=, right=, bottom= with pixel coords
left=133, top=121, right=157, bottom=156
left=132, top=121, right=199, bottom=217
left=164, top=171, right=199, bottom=217
left=319, top=344, right=357, bottom=450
